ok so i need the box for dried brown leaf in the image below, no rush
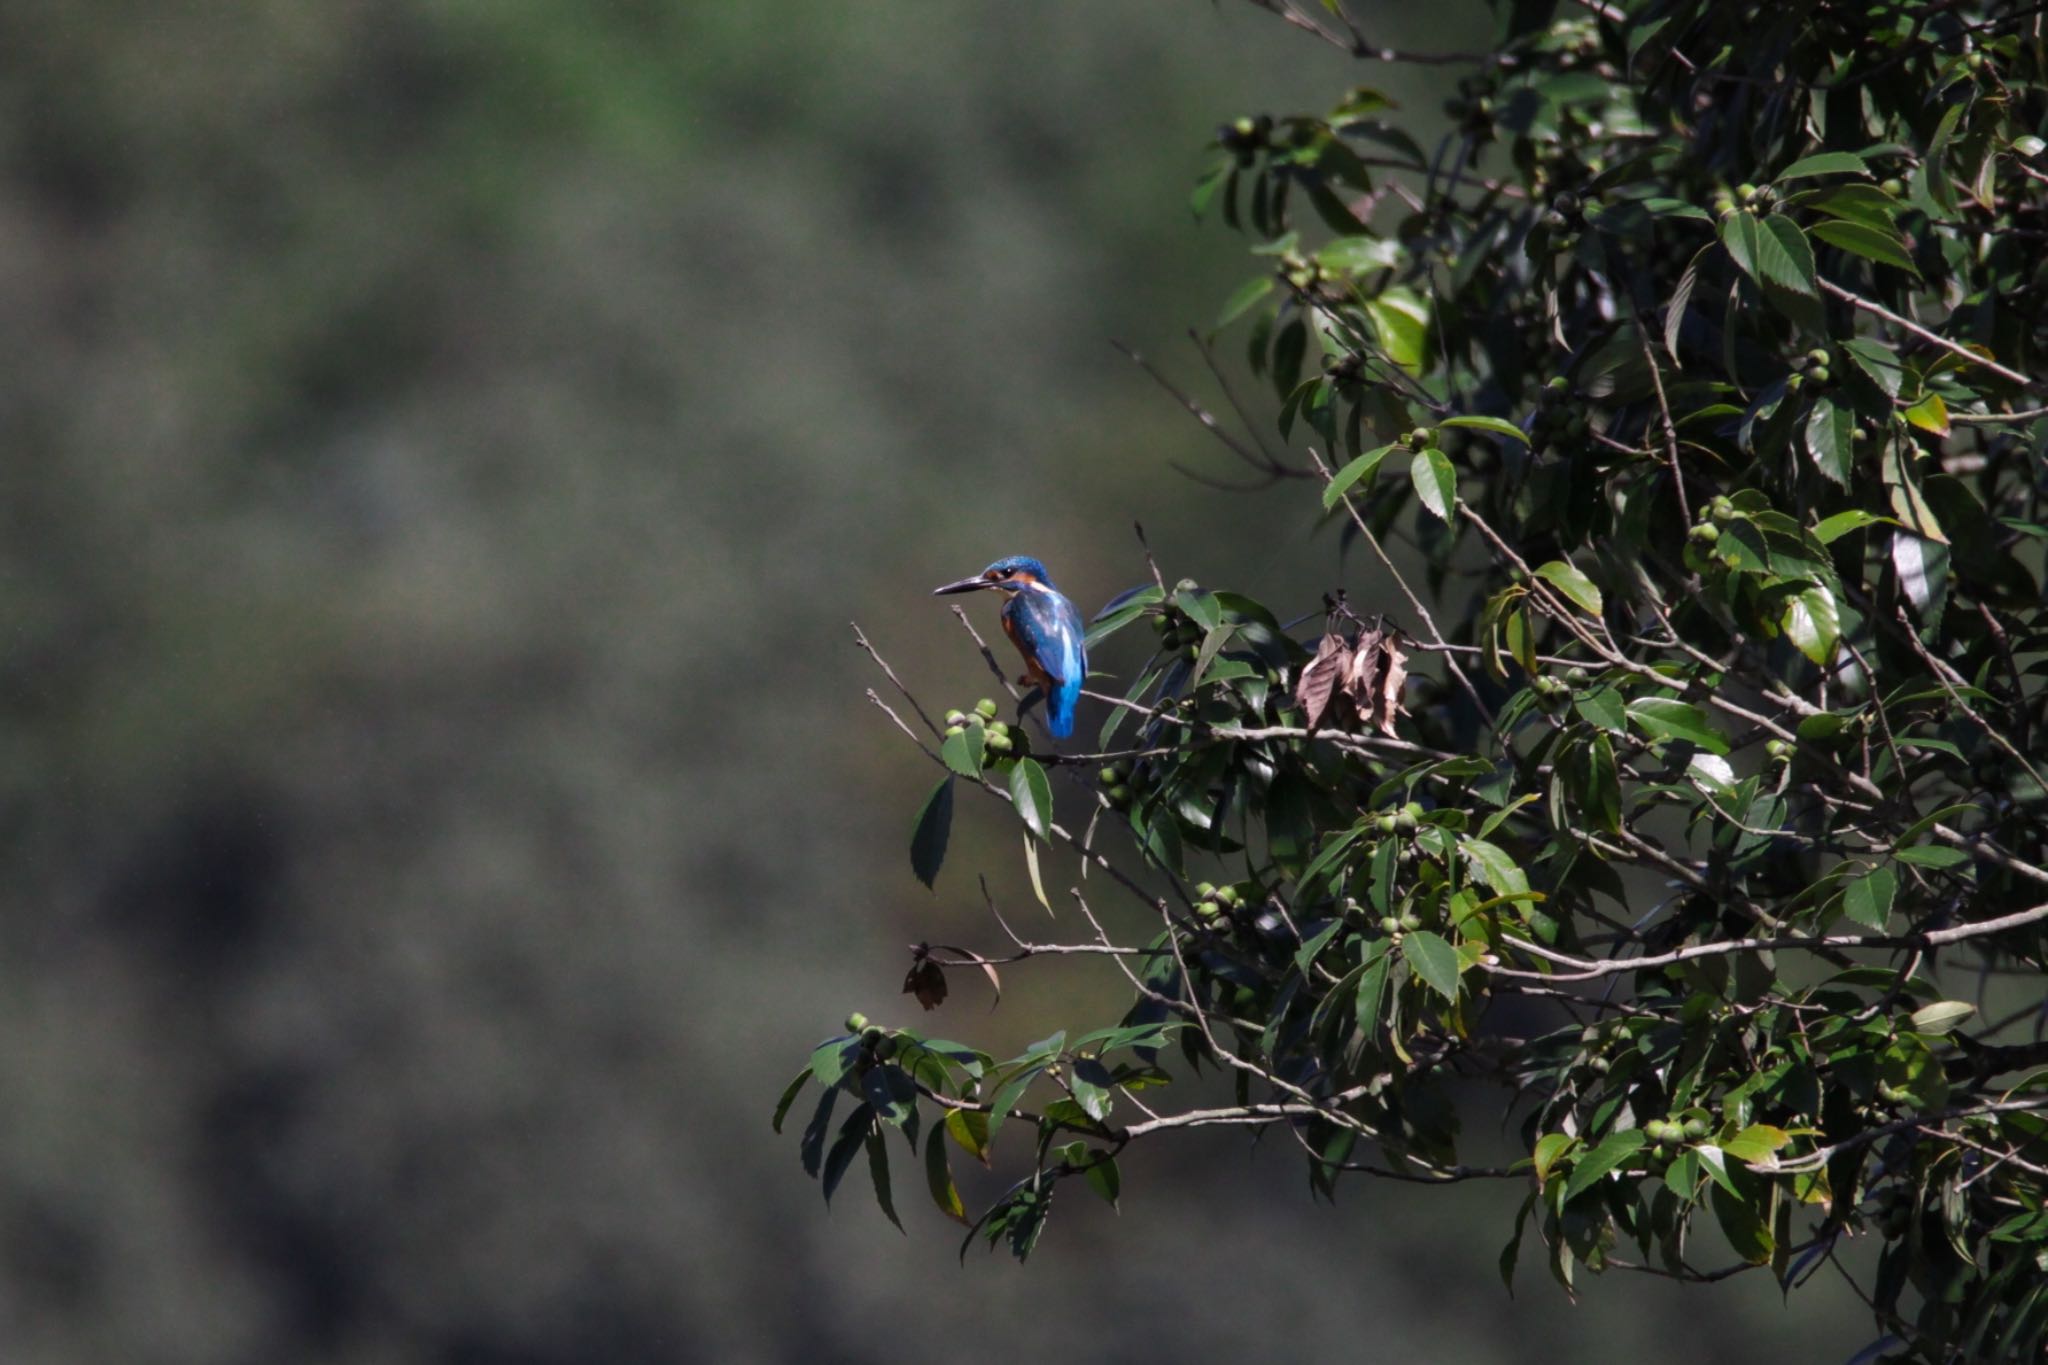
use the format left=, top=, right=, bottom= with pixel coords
left=1295, top=633, right=1349, bottom=731
left=903, top=956, right=947, bottom=1010
left=1344, top=626, right=1384, bottom=718
left=1374, top=631, right=1409, bottom=736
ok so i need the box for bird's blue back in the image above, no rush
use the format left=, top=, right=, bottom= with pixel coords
left=1004, top=584, right=1085, bottom=738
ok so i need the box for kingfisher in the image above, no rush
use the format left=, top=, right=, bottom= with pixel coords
left=933, top=555, right=1086, bottom=739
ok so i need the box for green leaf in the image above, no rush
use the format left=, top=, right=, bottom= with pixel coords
left=1842, top=866, right=1896, bottom=929
left=1782, top=585, right=1840, bottom=666
left=1895, top=844, right=1971, bottom=869
left=772, top=1069, right=813, bottom=1134
left=1322, top=443, right=1396, bottom=509
left=1809, top=218, right=1920, bottom=275
left=822, top=1103, right=875, bottom=1204
left=1814, top=509, right=1886, bottom=544
left=1532, top=1133, right=1576, bottom=1184
left=1355, top=942, right=1392, bottom=1037
left=1904, top=393, right=1951, bottom=437
left=1082, top=1155, right=1121, bottom=1208
left=1535, top=560, right=1603, bottom=617
left=1720, top=1124, right=1791, bottom=1163
left=1582, top=731, right=1620, bottom=834
left=1362, top=286, right=1430, bottom=375
left=1802, top=396, right=1853, bottom=486
left=865, top=1127, right=904, bottom=1231
left=1176, top=587, right=1223, bottom=634
left=1410, top=447, right=1457, bottom=522
left=942, top=718, right=984, bottom=779
left=1910, top=1000, right=1977, bottom=1035
left=1626, top=697, right=1731, bottom=754
left=1022, top=832, right=1051, bottom=913
left=1720, top=210, right=1817, bottom=297
left=1403, top=929, right=1462, bottom=1003
left=862, top=1063, right=919, bottom=1128
left=1561, top=1128, right=1646, bottom=1204
left=1711, top=1182, right=1775, bottom=1264
left=911, top=777, right=955, bottom=889
left=925, top=1126, right=968, bottom=1223
left=1215, top=275, right=1274, bottom=330
left=1778, top=150, right=1870, bottom=180
left=811, top=1035, right=861, bottom=1087
left=1440, top=414, right=1530, bottom=444
left=1008, top=757, right=1053, bottom=842
left=1460, top=837, right=1531, bottom=899
left=800, top=1088, right=841, bottom=1177
left=1841, top=338, right=1904, bottom=397
left=945, top=1107, right=992, bottom=1165
left=1573, top=682, right=1626, bottom=734
left=1788, top=182, right=1899, bottom=228
left=1085, top=584, right=1163, bottom=646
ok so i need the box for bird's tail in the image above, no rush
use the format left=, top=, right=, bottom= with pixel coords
left=1048, top=674, right=1080, bottom=739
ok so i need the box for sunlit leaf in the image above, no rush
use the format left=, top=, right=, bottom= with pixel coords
left=1410, top=447, right=1457, bottom=522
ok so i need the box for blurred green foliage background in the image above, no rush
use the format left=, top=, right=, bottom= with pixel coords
left=0, top=2, right=1871, bottom=1359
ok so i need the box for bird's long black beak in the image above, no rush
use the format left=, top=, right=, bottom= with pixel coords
left=932, top=576, right=992, bottom=596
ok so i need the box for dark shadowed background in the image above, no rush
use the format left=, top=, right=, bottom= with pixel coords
left=0, top=3, right=1872, bottom=1360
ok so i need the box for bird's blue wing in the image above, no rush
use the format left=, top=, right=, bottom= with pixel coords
left=1013, top=587, right=1086, bottom=738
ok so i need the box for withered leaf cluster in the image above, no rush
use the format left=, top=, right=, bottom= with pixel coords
left=1294, top=622, right=1408, bottom=736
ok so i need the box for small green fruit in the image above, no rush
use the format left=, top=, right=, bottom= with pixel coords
left=1107, top=784, right=1132, bottom=806
left=1377, top=815, right=1398, bottom=834
left=846, top=1012, right=870, bottom=1033
left=1880, top=178, right=1905, bottom=196
left=975, top=698, right=999, bottom=720
left=1399, top=911, right=1422, bottom=931
left=1683, top=1117, right=1707, bottom=1140
left=1380, top=916, right=1401, bottom=936
left=1708, top=496, right=1735, bottom=522
left=1395, top=811, right=1419, bottom=835
left=1809, top=365, right=1830, bottom=384
left=1807, top=348, right=1831, bottom=368
left=944, top=709, right=968, bottom=728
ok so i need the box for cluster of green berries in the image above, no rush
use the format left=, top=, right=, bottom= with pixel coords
left=943, top=698, right=1025, bottom=755
left=1687, top=494, right=1738, bottom=550
left=1098, top=762, right=1135, bottom=809
left=1529, top=376, right=1588, bottom=448
left=1217, top=114, right=1273, bottom=163
left=1155, top=609, right=1204, bottom=660
left=1377, top=907, right=1426, bottom=943
left=1531, top=673, right=1573, bottom=713
left=1191, top=880, right=1251, bottom=919
left=1374, top=801, right=1425, bottom=837
left=1541, top=190, right=1588, bottom=251
left=1644, top=1114, right=1709, bottom=1160
left=842, top=1013, right=900, bottom=1065
left=1713, top=182, right=1779, bottom=217
left=1785, top=347, right=1832, bottom=393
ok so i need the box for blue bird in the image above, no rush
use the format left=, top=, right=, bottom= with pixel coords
left=933, top=555, right=1086, bottom=739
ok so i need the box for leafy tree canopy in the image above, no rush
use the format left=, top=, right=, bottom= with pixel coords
left=783, top=3, right=2048, bottom=1358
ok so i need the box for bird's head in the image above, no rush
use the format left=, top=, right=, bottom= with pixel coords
left=932, top=555, right=1054, bottom=598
